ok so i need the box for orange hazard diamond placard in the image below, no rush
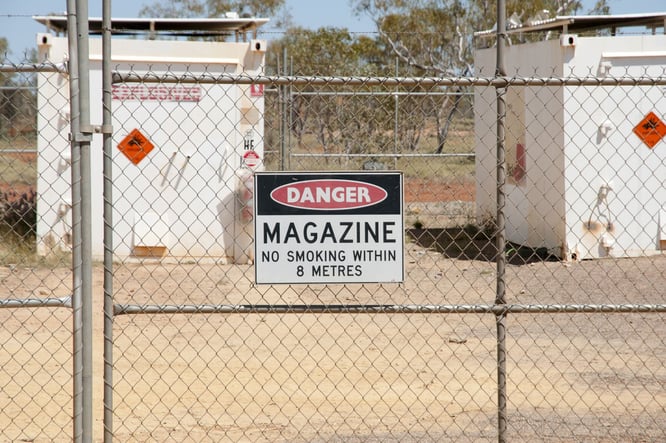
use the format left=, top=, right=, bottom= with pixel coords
left=117, top=128, right=155, bottom=165
left=633, top=112, right=666, bottom=149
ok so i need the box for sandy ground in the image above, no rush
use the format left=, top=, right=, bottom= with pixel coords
left=1, top=239, right=665, bottom=442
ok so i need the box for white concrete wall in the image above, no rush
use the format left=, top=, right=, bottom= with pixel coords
left=475, top=39, right=566, bottom=256
left=563, top=34, right=666, bottom=258
left=37, top=36, right=266, bottom=262
left=475, top=33, right=666, bottom=259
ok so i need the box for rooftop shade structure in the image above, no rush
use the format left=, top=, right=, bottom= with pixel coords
left=475, top=12, right=666, bottom=38
left=33, top=14, right=269, bottom=39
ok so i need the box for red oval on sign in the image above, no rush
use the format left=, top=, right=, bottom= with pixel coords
left=270, top=179, right=388, bottom=210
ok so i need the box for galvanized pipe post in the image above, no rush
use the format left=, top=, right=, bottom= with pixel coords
left=65, top=0, right=83, bottom=440
left=394, top=57, right=399, bottom=170
left=280, top=47, right=288, bottom=171
left=102, top=0, right=114, bottom=440
left=495, top=0, right=509, bottom=441
left=75, top=0, right=94, bottom=441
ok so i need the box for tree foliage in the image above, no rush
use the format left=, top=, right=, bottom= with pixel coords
left=140, top=0, right=286, bottom=22
left=0, top=38, right=37, bottom=141
left=266, top=27, right=397, bottom=163
left=133, top=0, right=611, bottom=159
left=353, top=0, right=470, bottom=76
left=268, top=27, right=366, bottom=76
left=0, top=37, right=8, bottom=63
left=251, top=0, right=609, bottom=160
left=350, top=0, right=604, bottom=76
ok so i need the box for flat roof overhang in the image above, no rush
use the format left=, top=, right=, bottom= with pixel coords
left=474, top=12, right=666, bottom=38
left=33, top=15, right=269, bottom=39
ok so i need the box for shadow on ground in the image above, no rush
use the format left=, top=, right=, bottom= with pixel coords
left=406, top=227, right=559, bottom=265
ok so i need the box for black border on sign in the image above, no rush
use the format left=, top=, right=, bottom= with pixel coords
left=253, top=171, right=404, bottom=285
left=255, top=172, right=402, bottom=216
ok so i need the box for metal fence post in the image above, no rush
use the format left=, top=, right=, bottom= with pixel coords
left=75, top=1, right=93, bottom=441
left=280, top=47, right=288, bottom=171
left=495, top=0, right=508, bottom=442
left=65, top=0, right=83, bottom=441
left=102, top=0, right=114, bottom=441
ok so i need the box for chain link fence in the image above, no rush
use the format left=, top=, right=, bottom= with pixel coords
left=1, top=19, right=666, bottom=443
left=0, top=61, right=74, bottom=441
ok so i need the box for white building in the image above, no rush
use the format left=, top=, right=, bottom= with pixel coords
left=34, top=15, right=268, bottom=263
left=474, top=13, right=666, bottom=259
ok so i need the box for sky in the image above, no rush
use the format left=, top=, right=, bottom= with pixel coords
left=0, top=0, right=663, bottom=59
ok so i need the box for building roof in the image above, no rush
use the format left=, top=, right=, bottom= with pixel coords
left=33, top=15, right=269, bottom=39
left=475, top=12, right=666, bottom=38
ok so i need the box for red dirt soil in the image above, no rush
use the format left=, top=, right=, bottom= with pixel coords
left=0, top=177, right=473, bottom=203
left=403, top=177, right=474, bottom=202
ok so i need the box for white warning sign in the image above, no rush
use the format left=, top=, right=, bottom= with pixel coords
left=254, top=172, right=404, bottom=284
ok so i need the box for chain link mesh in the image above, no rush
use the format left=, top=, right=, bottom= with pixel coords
left=0, top=61, right=73, bottom=441
left=1, top=32, right=666, bottom=442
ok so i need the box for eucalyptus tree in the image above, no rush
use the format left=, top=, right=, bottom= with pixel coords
left=0, top=39, right=38, bottom=140
left=140, top=0, right=286, bottom=22
left=351, top=0, right=608, bottom=153
left=267, top=27, right=396, bottom=167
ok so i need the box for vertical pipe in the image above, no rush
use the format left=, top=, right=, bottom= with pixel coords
left=495, top=0, right=508, bottom=442
left=65, top=0, right=82, bottom=441
left=75, top=1, right=93, bottom=441
left=288, top=56, right=293, bottom=170
left=394, top=57, right=399, bottom=170
left=280, top=47, right=288, bottom=171
left=102, top=0, right=114, bottom=441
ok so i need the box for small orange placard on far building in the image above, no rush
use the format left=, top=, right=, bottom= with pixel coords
left=633, top=112, right=666, bottom=149
left=117, top=128, right=155, bottom=165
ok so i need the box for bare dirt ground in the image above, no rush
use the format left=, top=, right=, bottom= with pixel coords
left=403, top=177, right=476, bottom=229
left=403, top=177, right=474, bottom=203
left=1, top=244, right=665, bottom=442
left=1, top=176, right=665, bottom=441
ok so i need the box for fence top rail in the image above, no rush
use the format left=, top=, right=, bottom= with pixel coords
left=111, top=72, right=666, bottom=87
left=114, top=303, right=666, bottom=316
